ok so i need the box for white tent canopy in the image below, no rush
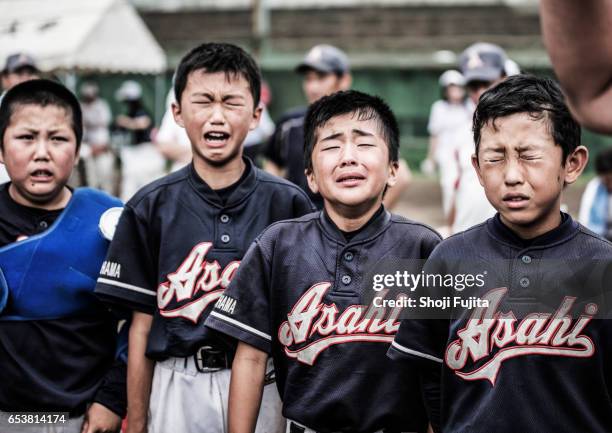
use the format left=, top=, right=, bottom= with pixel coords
left=0, top=0, right=167, bottom=74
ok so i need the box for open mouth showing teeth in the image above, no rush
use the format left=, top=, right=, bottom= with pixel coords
left=32, top=170, right=52, bottom=177
left=504, top=196, right=527, bottom=202
left=204, top=132, right=230, bottom=141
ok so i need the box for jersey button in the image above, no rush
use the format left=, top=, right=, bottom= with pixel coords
left=39, top=221, right=48, bottom=229
left=519, top=277, right=530, bottom=288
left=220, top=214, right=230, bottom=223
left=344, top=251, right=354, bottom=261
left=341, top=275, right=352, bottom=285
left=521, top=255, right=532, bottom=264
left=221, top=234, right=230, bottom=244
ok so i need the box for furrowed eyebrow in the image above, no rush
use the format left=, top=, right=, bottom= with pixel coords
left=482, top=146, right=505, bottom=153
left=48, top=128, right=70, bottom=134
left=320, top=132, right=344, bottom=142
left=222, top=94, right=246, bottom=101
left=352, top=129, right=374, bottom=137
left=516, top=144, right=539, bottom=151
left=191, top=92, right=214, bottom=99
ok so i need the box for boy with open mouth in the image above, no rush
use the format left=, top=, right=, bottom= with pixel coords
left=207, top=90, right=441, bottom=433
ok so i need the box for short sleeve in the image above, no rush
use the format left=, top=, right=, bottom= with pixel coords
left=205, top=238, right=273, bottom=354
left=427, top=101, right=446, bottom=136
left=95, top=205, right=158, bottom=314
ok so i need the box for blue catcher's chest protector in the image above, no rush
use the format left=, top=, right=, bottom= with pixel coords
left=0, top=188, right=122, bottom=320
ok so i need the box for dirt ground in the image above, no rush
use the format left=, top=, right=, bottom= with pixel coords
left=392, top=174, right=589, bottom=231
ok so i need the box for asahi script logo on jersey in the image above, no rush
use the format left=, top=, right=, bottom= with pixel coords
left=157, top=242, right=240, bottom=323
left=446, top=287, right=597, bottom=385
left=278, top=282, right=403, bottom=365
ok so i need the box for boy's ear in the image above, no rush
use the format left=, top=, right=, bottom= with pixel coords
left=249, top=103, right=263, bottom=131
left=563, top=145, right=589, bottom=185
left=471, top=153, right=485, bottom=187
left=72, top=147, right=80, bottom=167
left=385, top=161, right=399, bottom=188
left=171, top=101, right=184, bottom=128
left=340, top=73, right=352, bottom=91
left=305, top=168, right=319, bottom=194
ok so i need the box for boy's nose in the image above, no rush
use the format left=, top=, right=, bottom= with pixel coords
left=339, top=143, right=358, bottom=167
left=33, top=139, right=51, bottom=160
left=209, top=104, right=226, bottom=124
left=503, top=158, right=524, bottom=185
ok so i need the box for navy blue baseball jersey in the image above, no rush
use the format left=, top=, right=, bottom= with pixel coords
left=265, top=107, right=323, bottom=209
left=95, top=158, right=315, bottom=359
left=206, top=208, right=441, bottom=433
left=388, top=213, right=612, bottom=433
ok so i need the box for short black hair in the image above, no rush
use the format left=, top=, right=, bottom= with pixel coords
left=595, top=147, right=612, bottom=174
left=0, top=79, right=82, bottom=151
left=473, top=74, right=581, bottom=164
left=303, top=90, right=399, bottom=173
left=174, top=42, right=261, bottom=108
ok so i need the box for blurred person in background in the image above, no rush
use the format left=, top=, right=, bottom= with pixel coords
left=579, top=147, right=612, bottom=241
left=1, top=53, right=40, bottom=96
left=242, top=81, right=275, bottom=164
left=264, top=44, right=411, bottom=209
left=114, top=80, right=165, bottom=200
left=0, top=53, right=41, bottom=184
left=155, top=86, right=192, bottom=172
left=422, top=69, right=472, bottom=217
left=445, top=42, right=510, bottom=236
left=80, top=81, right=116, bottom=194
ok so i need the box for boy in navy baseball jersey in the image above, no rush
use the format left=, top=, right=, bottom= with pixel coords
left=206, top=90, right=441, bottom=433
left=389, top=75, right=612, bottom=432
left=95, top=43, right=314, bottom=433
left=0, top=79, right=125, bottom=433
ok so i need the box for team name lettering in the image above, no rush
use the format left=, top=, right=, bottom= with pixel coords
left=157, top=242, right=240, bottom=323
left=278, top=282, right=403, bottom=365
left=446, top=287, right=597, bottom=385
left=215, top=295, right=237, bottom=315
left=100, top=261, right=121, bottom=278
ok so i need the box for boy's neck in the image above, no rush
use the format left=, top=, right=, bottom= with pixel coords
left=500, top=209, right=563, bottom=240
left=324, top=198, right=383, bottom=233
left=8, top=184, right=72, bottom=211
left=193, top=156, right=246, bottom=190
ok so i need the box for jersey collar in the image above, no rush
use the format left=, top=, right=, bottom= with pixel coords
left=319, top=205, right=391, bottom=245
left=188, top=157, right=258, bottom=208
left=486, top=212, right=578, bottom=249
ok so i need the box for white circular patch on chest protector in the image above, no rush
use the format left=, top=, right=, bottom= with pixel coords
left=99, top=207, right=124, bottom=241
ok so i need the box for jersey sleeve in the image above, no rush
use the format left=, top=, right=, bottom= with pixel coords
left=205, top=238, right=273, bottom=354
left=387, top=249, right=449, bottom=365
left=95, top=205, right=158, bottom=314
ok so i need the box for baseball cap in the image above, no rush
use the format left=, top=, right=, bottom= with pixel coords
left=2, top=52, right=38, bottom=74
left=115, top=80, right=142, bottom=101
left=504, top=58, right=521, bottom=77
left=438, top=70, right=465, bottom=87
left=296, top=44, right=350, bottom=75
left=459, top=43, right=507, bottom=84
